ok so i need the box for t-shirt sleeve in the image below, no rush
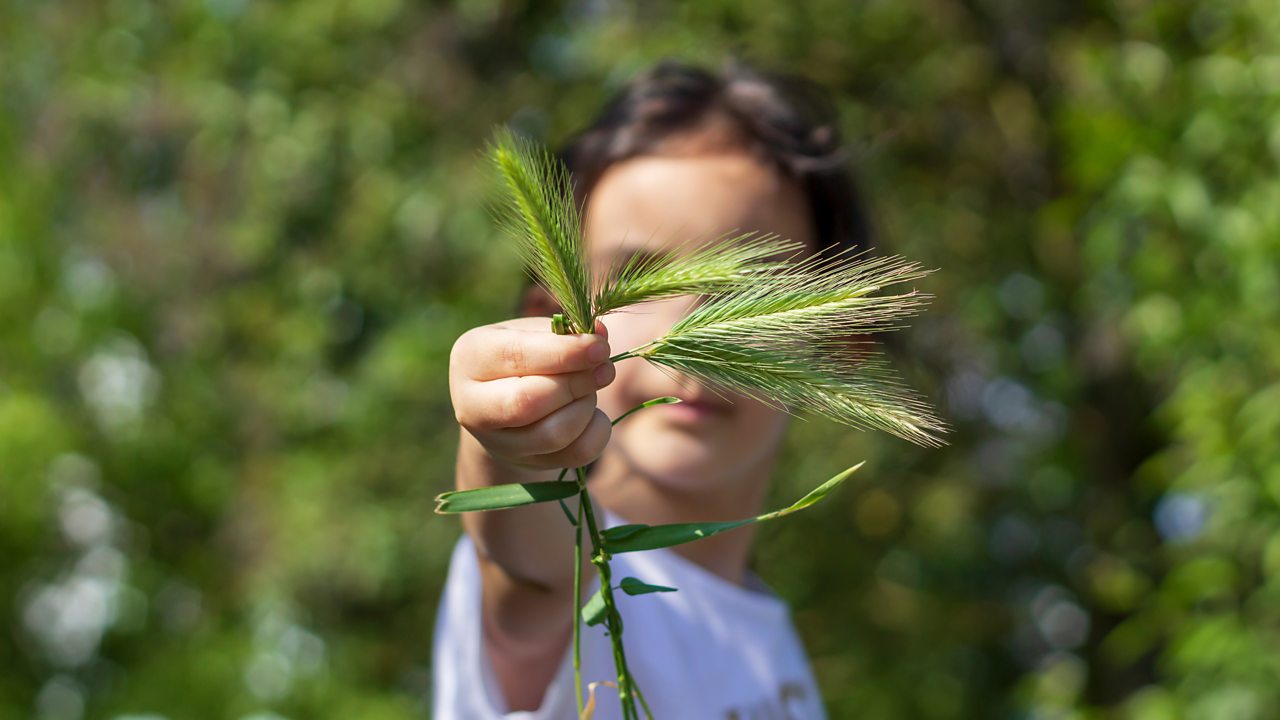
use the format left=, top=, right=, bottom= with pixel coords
left=431, top=534, right=578, bottom=720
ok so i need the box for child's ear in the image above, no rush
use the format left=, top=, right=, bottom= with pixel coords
left=519, top=284, right=561, bottom=319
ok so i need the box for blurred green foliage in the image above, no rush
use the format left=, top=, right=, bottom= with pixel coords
left=1, top=0, right=1277, bottom=718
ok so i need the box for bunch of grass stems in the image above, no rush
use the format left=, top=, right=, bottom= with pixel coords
left=488, top=129, right=945, bottom=719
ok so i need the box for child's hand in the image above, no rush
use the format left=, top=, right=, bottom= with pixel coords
left=450, top=317, right=615, bottom=471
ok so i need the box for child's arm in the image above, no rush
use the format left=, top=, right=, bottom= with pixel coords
left=448, top=316, right=614, bottom=711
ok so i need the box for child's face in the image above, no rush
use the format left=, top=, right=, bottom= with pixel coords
left=582, top=149, right=816, bottom=494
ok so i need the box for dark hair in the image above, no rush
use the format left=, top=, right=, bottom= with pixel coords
left=556, top=59, right=872, bottom=255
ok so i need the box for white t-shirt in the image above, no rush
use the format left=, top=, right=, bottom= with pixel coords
left=432, top=510, right=827, bottom=720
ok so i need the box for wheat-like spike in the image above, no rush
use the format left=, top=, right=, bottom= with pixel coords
left=640, top=336, right=947, bottom=446
left=623, top=252, right=948, bottom=446
left=485, top=130, right=945, bottom=445
left=804, top=352, right=948, bottom=447
left=488, top=128, right=594, bottom=333
left=667, top=250, right=934, bottom=341
left=593, top=232, right=802, bottom=315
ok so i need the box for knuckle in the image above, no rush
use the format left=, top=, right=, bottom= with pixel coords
left=535, top=417, right=576, bottom=454
left=558, top=446, right=589, bottom=469
left=590, top=411, right=612, bottom=444
left=501, top=384, right=540, bottom=427
left=550, top=342, right=574, bottom=373
left=562, top=437, right=602, bottom=468
left=450, top=388, right=481, bottom=430
left=597, top=361, right=615, bottom=388
left=568, top=369, right=595, bottom=398
left=455, top=324, right=494, bottom=352
left=451, top=327, right=476, bottom=351
left=563, top=336, right=596, bottom=371
left=500, top=338, right=528, bottom=374
left=455, top=404, right=494, bottom=433
left=522, top=454, right=560, bottom=471
left=563, top=413, right=610, bottom=466
left=553, top=437, right=587, bottom=468
left=449, top=331, right=474, bottom=370
left=538, top=396, right=594, bottom=453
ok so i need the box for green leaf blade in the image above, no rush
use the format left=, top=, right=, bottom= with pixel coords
left=434, top=481, right=580, bottom=514
left=611, top=396, right=681, bottom=426
left=581, top=587, right=608, bottom=627
left=618, top=577, right=678, bottom=596
left=603, top=519, right=750, bottom=554
left=603, top=463, right=863, bottom=553
left=763, top=461, right=865, bottom=519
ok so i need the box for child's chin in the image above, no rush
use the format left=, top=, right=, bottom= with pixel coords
left=624, top=436, right=726, bottom=490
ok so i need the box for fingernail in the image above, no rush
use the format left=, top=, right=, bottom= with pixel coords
left=594, top=362, right=614, bottom=387
left=588, top=342, right=609, bottom=362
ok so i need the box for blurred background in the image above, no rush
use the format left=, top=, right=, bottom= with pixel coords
left=2, top=0, right=1278, bottom=718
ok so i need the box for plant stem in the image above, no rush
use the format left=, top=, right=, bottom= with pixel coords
left=555, top=317, right=651, bottom=719
left=608, top=342, right=656, bottom=364
left=572, top=496, right=584, bottom=719
left=575, top=466, right=643, bottom=720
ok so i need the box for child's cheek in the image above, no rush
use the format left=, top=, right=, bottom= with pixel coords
left=596, top=362, right=638, bottom=420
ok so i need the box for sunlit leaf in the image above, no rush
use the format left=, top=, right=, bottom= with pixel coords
left=611, top=396, right=681, bottom=425
left=581, top=587, right=608, bottom=627
left=434, top=481, right=579, bottom=514
left=603, top=463, right=864, bottom=553
left=618, top=577, right=677, bottom=596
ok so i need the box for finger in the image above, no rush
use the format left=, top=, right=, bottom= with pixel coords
left=461, top=364, right=614, bottom=431
left=525, top=410, right=612, bottom=470
left=459, top=324, right=609, bottom=381
left=483, top=393, right=600, bottom=458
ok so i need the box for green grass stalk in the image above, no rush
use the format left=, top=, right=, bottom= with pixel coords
left=572, top=496, right=584, bottom=718
left=576, top=466, right=644, bottom=719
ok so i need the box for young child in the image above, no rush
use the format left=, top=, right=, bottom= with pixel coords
left=434, top=60, right=870, bottom=719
